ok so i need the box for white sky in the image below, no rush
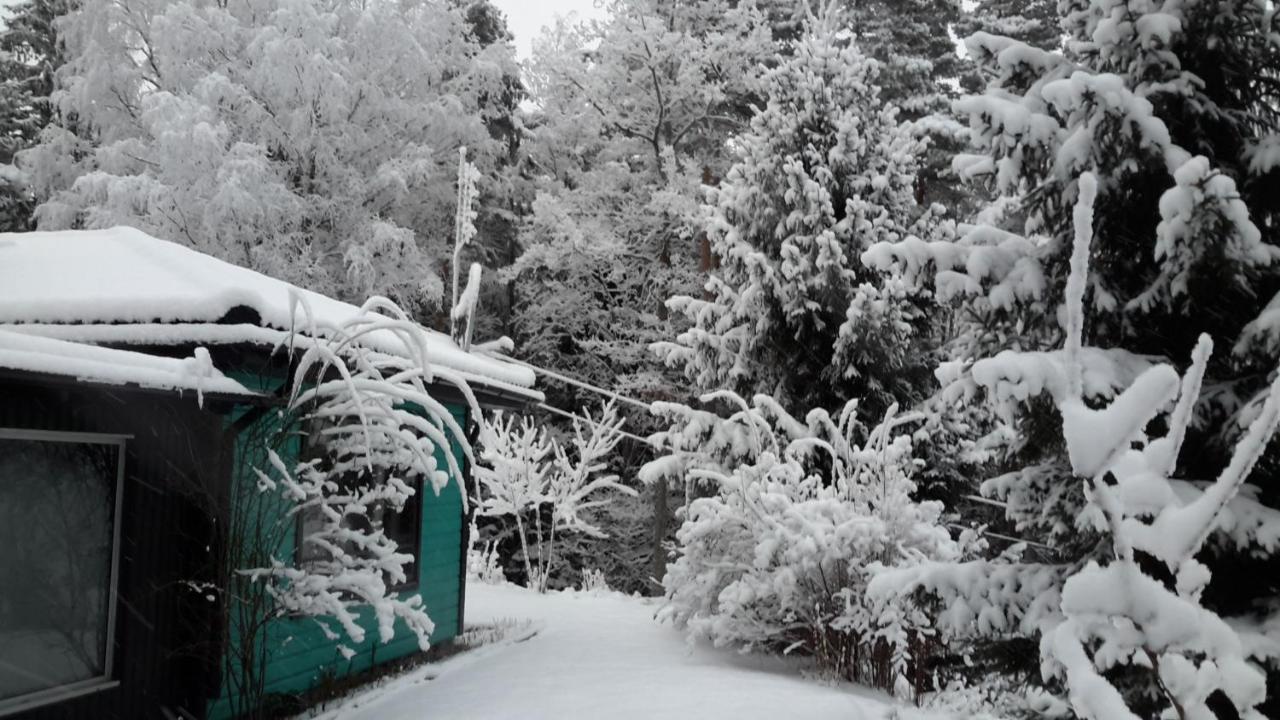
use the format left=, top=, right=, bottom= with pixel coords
left=490, top=0, right=608, bottom=59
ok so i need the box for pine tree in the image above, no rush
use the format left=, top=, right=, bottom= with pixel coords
left=955, top=0, right=1060, bottom=52
left=655, top=22, right=937, bottom=419
left=841, top=0, right=972, bottom=211
left=843, top=0, right=963, bottom=120
left=863, top=0, right=1280, bottom=713
left=0, top=0, right=69, bottom=231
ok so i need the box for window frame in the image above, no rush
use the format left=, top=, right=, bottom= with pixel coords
left=0, top=428, right=128, bottom=718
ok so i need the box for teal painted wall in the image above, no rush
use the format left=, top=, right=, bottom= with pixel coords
left=208, top=382, right=466, bottom=720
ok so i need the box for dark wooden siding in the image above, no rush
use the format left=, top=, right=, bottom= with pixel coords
left=0, top=377, right=230, bottom=720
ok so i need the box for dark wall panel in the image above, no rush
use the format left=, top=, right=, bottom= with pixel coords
left=0, top=378, right=229, bottom=720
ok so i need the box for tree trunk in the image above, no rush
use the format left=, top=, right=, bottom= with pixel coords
left=651, top=477, right=669, bottom=594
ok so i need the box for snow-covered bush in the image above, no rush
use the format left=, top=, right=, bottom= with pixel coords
left=466, top=519, right=506, bottom=586
left=222, top=294, right=480, bottom=718
left=474, top=403, right=638, bottom=593
left=654, top=391, right=963, bottom=697
left=579, top=568, right=611, bottom=594
left=246, top=295, right=480, bottom=659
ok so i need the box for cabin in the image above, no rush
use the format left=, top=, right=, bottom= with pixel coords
left=0, top=227, right=538, bottom=720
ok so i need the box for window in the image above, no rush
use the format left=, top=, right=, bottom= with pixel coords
left=0, top=430, right=125, bottom=715
left=295, top=420, right=422, bottom=592
left=297, top=483, right=422, bottom=591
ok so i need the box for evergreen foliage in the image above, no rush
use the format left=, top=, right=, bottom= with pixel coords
left=654, top=23, right=937, bottom=418
left=956, top=0, right=1060, bottom=52
left=862, top=0, right=1280, bottom=713
left=0, top=0, right=68, bottom=231
left=5, top=0, right=1280, bottom=715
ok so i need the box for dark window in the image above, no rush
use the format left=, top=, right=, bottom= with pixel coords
left=296, top=477, right=422, bottom=592
left=0, top=430, right=124, bottom=714
left=295, top=421, right=422, bottom=593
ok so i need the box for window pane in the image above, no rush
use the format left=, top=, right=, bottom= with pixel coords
left=0, top=438, right=118, bottom=702
left=296, top=504, right=329, bottom=570
left=295, top=477, right=422, bottom=591
left=381, top=483, right=421, bottom=590
left=297, top=422, right=422, bottom=592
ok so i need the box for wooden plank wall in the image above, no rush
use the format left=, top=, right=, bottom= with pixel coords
left=0, top=377, right=228, bottom=720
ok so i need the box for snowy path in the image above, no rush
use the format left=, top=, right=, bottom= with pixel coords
left=316, top=582, right=948, bottom=720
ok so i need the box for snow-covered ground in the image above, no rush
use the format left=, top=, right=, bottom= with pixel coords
left=315, top=582, right=951, bottom=720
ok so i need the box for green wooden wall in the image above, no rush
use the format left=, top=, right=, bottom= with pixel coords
left=207, top=383, right=466, bottom=720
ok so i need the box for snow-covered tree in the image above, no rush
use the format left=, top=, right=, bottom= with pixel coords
left=474, top=402, right=637, bottom=592
left=448, top=0, right=529, bottom=343
left=839, top=0, right=974, bottom=212
left=511, top=0, right=773, bottom=401
left=955, top=0, right=1060, bottom=53
left=507, top=0, right=776, bottom=590
left=873, top=175, right=1280, bottom=718
left=0, top=0, right=68, bottom=230
left=654, top=22, right=937, bottom=418
left=217, top=295, right=482, bottom=716
left=21, top=0, right=518, bottom=316
left=652, top=390, right=963, bottom=697
left=862, top=0, right=1280, bottom=709
left=842, top=0, right=964, bottom=121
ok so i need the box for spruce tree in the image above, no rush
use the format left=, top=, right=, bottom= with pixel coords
left=655, top=22, right=938, bottom=418
left=0, top=0, right=68, bottom=231
left=955, top=0, right=1060, bottom=52
left=864, top=0, right=1280, bottom=713
left=842, top=0, right=974, bottom=212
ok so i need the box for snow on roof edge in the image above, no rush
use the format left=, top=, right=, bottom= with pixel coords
left=0, top=328, right=257, bottom=400
left=0, top=227, right=536, bottom=391
left=0, top=322, right=545, bottom=405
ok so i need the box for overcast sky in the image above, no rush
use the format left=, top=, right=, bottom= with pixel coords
left=490, top=0, right=607, bottom=59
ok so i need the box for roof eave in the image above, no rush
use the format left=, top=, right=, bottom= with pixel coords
left=0, top=366, right=266, bottom=410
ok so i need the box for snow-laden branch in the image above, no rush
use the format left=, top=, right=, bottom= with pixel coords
left=246, top=294, right=480, bottom=655
left=1043, top=175, right=1276, bottom=719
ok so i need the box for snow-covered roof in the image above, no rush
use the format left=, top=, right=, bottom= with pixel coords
left=0, top=227, right=537, bottom=394
left=0, top=328, right=255, bottom=399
